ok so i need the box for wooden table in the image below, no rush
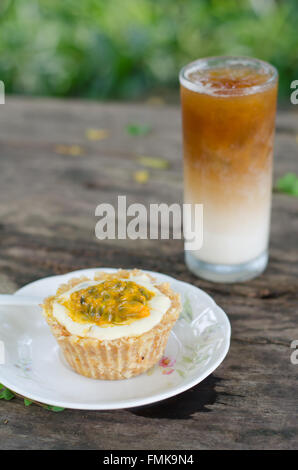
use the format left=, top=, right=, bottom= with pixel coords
left=0, top=97, right=297, bottom=450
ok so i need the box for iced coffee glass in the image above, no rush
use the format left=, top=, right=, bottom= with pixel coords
left=180, top=57, right=278, bottom=282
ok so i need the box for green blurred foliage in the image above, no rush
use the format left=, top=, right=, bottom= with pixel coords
left=0, top=0, right=297, bottom=100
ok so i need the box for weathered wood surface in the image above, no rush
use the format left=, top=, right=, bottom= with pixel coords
left=0, top=97, right=297, bottom=450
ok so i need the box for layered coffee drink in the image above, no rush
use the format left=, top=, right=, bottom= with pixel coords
left=180, top=57, right=278, bottom=282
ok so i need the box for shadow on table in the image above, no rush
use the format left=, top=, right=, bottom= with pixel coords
left=129, top=375, right=221, bottom=420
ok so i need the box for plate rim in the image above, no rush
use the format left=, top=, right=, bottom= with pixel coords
left=0, top=268, right=231, bottom=410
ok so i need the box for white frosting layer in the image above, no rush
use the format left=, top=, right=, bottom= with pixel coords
left=52, top=273, right=171, bottom=340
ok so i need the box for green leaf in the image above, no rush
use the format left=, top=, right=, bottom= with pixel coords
left=0, top=388, right=15, bottom=400
left=45, top=405, right=65, bottom=412
left=126, top=123, right=152, bottom=136
left=0, top=385, right=66, bottom=410
left=24, top=398, right=33, bottom=406
left=276, top=173, right=298, bottom=196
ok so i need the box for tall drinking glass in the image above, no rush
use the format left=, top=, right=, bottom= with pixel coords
left=180, top=57, right=278, bottom=282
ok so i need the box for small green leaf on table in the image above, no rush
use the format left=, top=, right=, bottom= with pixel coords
left=24, top=398, right=33, bottom=406
left=45, top=405, right=65, bottom=412
left=126, top=123, right=152, bottom=136
left=0, top=383, right=65, bottom=411
left=276, top=173, right=298, bottom=196
left=0, top=387, right=15, bottom=400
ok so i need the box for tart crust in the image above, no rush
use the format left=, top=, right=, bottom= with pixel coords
left=42, top=269, right=181, bottom=380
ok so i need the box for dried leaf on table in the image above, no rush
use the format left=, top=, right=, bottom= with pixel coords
left=146, top=96, right=165, bottom=106
left=55, top=144, right=85, bottom=156
left=86, top=128, right=109, bottom=141
left=137, top=155, right=169, bottom=169
left=133, top=170, right=149, bottom=184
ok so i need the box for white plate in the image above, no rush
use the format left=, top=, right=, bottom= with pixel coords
left=0, top=268, right=231, bottom=410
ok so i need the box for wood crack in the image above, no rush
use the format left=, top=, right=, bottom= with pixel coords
left=233, top=337, right=290, bottom=348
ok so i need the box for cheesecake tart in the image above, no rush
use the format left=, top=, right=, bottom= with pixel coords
left=42, top=269, right=181, bottom=380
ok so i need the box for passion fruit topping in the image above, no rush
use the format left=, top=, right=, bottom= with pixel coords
left=61, top=279, right=155, bottom=327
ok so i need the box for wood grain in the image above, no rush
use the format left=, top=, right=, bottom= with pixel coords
left=0, top=97, right=297, bottom=450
